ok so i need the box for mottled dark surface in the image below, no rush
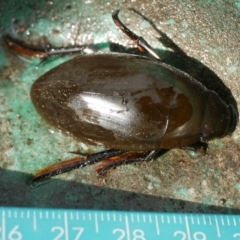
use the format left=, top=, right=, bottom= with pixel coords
left=0, top=0, right=239, bottom=212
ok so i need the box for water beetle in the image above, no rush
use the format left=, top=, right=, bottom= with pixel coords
left=5, top=10, right=238, bottom=184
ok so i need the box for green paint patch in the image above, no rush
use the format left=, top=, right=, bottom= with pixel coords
left=233, top=182, right=240, bottom=190
left=165, top=19, right=176, bottom=25
left=235, top=1, right=240, bottom=9
left=227, top=63, right=238, bottom=74
left=173, top=187, right=190, bottom=199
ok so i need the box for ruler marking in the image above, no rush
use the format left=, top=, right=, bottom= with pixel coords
left=233, top=217, right=237, bottom=226
left=107, top=212, right=110, bottom=221
left=80, top=212, right=82, bottom=220
left=221, top=215, right=224, bottom=225
left=161, top=215, right=164, bottom=223
left=208, top=215, right=212, bottom=225
left=46, top=211, right=49, bottom=219
left=27, top=210, right=30, bottom=219
left=52, top=211, right=55, bottom=219
left=21, top=211, right=24, bottom=219
left=197, top=216, right=200, bottom=225
left=113, top=212, right=116, bottom=222
left=88, top=213, right=92, bottom=221
left=155, top=215, right=160, bottom=235
left=215, top=216, right=221, bottom=237
left=203, top=215, right=206, bottom=225
left=185, top=215, right=192, bottom=240
left=14, top=211, right=17, bottom=218
left=173, top=215, right=176, bottom=224
left=167, top=216, right=170, bottom=224
left=137, top=214, right=140, bottom=222
left=64, top=212, right=69, bottom=240
left=125, top=215, right=131, bottom=240
left=191, top=215, right=194, bottom=224
left=33, top=211, right=37, bottom=231
left=2, top=210, right=6, bottom=240
left=131, top=213, right=134, bottom=222
left=143, top=214, right=146, bottom=223
left=8, top=210, right=11, bottom=218
left=94, top=213, right=99, bottom=233
left=101, top=212, right=104, bottom=221
left=227, top=216, right=230, bottom=226
left=179, top=215, right=182, bottom=224
left=119, top=214, right=122, bottom=222
left=149, top=214, right=152, bottom=223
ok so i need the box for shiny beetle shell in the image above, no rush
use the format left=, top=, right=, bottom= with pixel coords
left=31, top=53, right=236, bottom=151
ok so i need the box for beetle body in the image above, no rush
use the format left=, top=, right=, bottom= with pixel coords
left=31, top=53, right=234, bottom=151
left=5, top=10, right=237, bottom=183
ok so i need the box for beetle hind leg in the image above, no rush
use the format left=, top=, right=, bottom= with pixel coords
left=30, top=149, right=167, bottom=187
left=30, top=149, right=125, bottom=186
left=96, top=149, right=167, bottom=176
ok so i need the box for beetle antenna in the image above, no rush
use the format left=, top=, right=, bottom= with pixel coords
left=112, top=10, right=162, bottom=61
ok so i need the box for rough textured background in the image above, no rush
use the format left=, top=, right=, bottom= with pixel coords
left=0, top=0, right=239, bottom=213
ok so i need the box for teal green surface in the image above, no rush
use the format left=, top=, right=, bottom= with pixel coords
left=0, top=0, right=239, bottom=212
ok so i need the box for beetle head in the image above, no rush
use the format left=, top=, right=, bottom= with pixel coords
left=200, top=91, right=238, bottom=142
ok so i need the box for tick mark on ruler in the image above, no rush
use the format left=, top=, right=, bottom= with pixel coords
left=185, top=215, right=192, bottom=240
left=94, top=213, right=99, bottom=233
left=64, top=212, right=69, bottom=240
left=208, top=215, right=212, bottom=225
left=125, top=215, right=131, bottom=240
left=148, top=214, right=152, bottom=223
left=155, top=215, right=160, bottom=235
left=221, top=215, right=224, bottom=225
left=33, top=211, right=37, bottom=231
left=143, top=215, right=146, bottom=223
left=191, top=215, right=194, bottom=224
left=173, top=215, right=177, bottom=224
left=161, top=215, right=164, bottom=223
left=203, top=215, right=206, bottom=225
left=215, top=216, right=221, bottom=238
left=2, top=210, right=6, bottom=240
left=233, top=217, right=237, bottom=226
left=227, top=216, right=230, bottom=226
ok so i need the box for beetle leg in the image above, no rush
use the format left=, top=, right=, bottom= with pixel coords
left=3, top=34, right=97, bottom=62
left=181, top=142, right=208, bottom=155
left=96, top=149, right=166, bottom=176
left=30, top=149, right=125, bottom=185
left=3, top=34, right=47, bottom=58
left=112, top=10, right=162, bottom=61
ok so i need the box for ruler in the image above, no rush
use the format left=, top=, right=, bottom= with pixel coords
left=0, top=207, right=240, bottom=240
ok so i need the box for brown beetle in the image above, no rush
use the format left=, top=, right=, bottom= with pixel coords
left=4, top=10, right=238, bottom=185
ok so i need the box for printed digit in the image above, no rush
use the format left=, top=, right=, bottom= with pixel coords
left=51, top=226, right=64, bottom=240
left=112, top=228, right=125, bottom=240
